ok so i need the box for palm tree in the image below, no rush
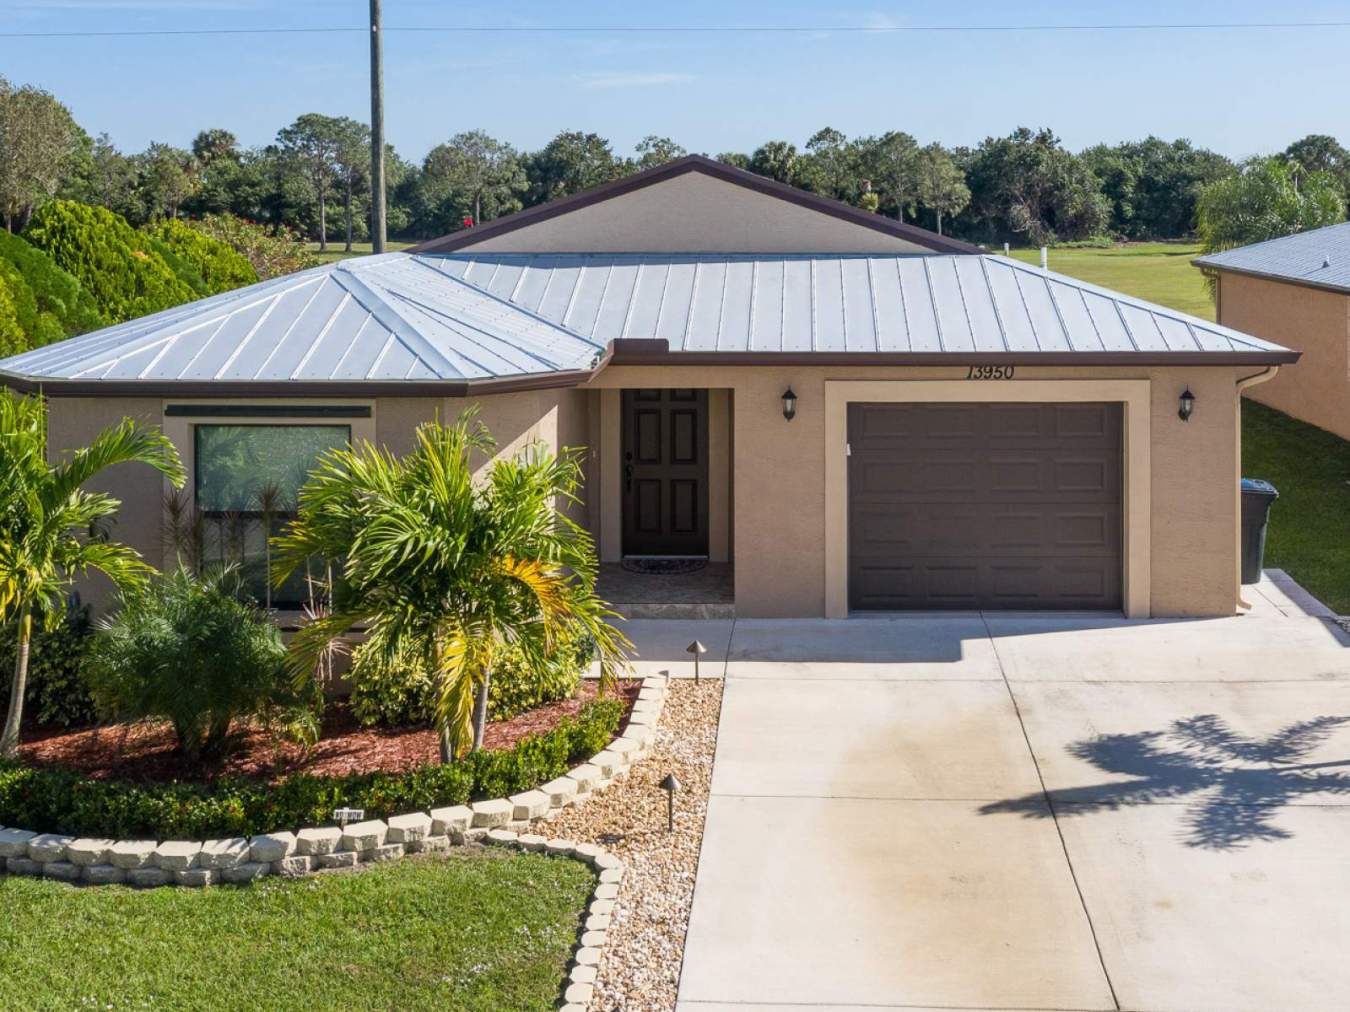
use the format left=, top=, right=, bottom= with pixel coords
left=274, top=412, right=630, bottom=762
left=0, top=390, right=185, bottom=758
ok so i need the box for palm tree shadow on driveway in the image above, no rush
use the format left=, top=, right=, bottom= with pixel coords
left=980, top=715, right=1350, bottom=849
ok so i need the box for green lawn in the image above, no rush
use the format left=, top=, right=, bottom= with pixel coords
left=1011, top=242, right=1348, bottom=613
left=1241, top=401, right=1350, bottom=613
left=0, top=850, right=594, bottom=1010
left=1005, top=242, right=1214, bottom=320
left=307, top=239, right=415, bottom=264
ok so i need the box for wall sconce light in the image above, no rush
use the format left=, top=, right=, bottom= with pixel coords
left=782, top=387, right=797, bottom=421
left=1178, top=388, right=1196, bottom=422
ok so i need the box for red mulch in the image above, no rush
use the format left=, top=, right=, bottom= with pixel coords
left=17, top=680, right=639, bottom=784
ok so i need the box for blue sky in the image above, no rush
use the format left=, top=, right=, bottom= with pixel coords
left=4, top=0, right=1350, bottom=163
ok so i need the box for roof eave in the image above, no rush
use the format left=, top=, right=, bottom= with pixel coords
left=408, top=155, right=983, bottom=257
left=604, top=346, right=1302, bottom=368
left=1191, top=259, right=1350, bottom=298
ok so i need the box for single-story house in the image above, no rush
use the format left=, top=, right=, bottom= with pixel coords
left=0, top=156, right=1299, bottom=619
left=1195, top=220, right=1350, bottom=441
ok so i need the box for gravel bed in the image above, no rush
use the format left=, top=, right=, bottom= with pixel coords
left=544, top=678, right=724, bottom=1011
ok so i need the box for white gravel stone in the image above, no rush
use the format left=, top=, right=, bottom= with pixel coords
left=0, top=828, right=36, bottom=857
left=385, top=812, right=433, bottom=844
left=365, top=843, right=404, bottom=863
left=470, top=798, right=513, bottom=828
left=248, top=832, right=296, bottom=863
left=508, top=789, right=551, bottom=821
left=295, top=826, right=343, bottom=856
left=66, top=838, right=116, bottom=867
left=540, top=776, right=579, bottom=807
left=154, top=841, right=202, bottom=872
left=565, top=764, right=601, bottom=792
left=176, top=868, right=218, bottom=887
left=316, top=851, right=358, bottom=870
left=272, top=855, right=315, bottom=877
left=198, top=837, right=250, bottom=870
left=108, top=840, right=157, bottom=870
left=339, top=820, right=387, bottom=853
left=429, top=805, right=472, bottom=836
left=127, top=867, right=171, bottom=888
left=221, top=861, right=270, bottom=883
left=84, top=864, right=126, bottom=885
left=42, top=861, right=81, bottom=882
left=28, top=833, right=73, bottom=862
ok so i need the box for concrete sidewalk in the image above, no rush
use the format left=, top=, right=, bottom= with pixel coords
left=665, top=584, right=1350, bottom=1011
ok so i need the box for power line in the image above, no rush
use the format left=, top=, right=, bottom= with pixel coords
left=6, top=20, right=1350, bottom=39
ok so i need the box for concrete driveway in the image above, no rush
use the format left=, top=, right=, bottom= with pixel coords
left=644, top=581, right=1350, bottom=1011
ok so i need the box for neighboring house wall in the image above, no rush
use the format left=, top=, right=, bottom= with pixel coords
left=454, top=172, right=934, bottom=255
left=1217, top=272, right=1350, bottom=440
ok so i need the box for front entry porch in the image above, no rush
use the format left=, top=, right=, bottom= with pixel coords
left=598, top=562, right=734, bottom=620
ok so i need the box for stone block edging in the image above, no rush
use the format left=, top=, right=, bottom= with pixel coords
left=0, top=673, right=667, bottom=897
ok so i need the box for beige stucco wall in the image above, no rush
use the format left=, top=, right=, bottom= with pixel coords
left=455, top=172, right=933, bottom=255
left=584, top=364, right=1245, bottom=619
left=1217, top=272, right=1350, bottom=439
left=48, top=360, right=1246, bottom=620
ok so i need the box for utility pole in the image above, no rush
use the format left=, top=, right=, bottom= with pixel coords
left=368, top=0, right=387, bottom=253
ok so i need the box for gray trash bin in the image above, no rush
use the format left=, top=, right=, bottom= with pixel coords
left=1239, top=478, right=1278, bottom=584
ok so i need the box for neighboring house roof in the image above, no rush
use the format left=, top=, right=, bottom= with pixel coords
left=0, top=251, right=1295, bottom=396
left=1194, top=220, right=1350, bottom=294
left=410, top=155, right=984, bottom=257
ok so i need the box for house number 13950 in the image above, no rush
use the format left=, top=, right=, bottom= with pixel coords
left=966, top=365, right=1015, bottom=380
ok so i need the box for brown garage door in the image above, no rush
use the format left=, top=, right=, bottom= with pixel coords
left=848, top=402, right=1123, bottom=611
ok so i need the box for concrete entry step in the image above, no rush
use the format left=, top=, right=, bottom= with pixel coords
left=615, top=601, right=735, bottom=620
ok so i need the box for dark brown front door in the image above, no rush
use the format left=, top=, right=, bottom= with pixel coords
left=622, top=389, right=709, bottom=557
left=848, top=402, right=1123, bottom=610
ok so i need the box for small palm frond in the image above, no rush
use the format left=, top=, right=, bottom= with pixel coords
left=48, top=418, right=185, bottom=508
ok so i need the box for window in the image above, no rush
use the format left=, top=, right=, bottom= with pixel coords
left=193, top=424, right=350, bottom=606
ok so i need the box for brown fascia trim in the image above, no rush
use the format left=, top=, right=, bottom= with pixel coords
left=407, top=155, right=984, bottom=257
left=1192, top=260, right=1350, bottom=299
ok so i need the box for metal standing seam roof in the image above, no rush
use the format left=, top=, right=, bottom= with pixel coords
left=0, top=251, right=1293, bottom=388
left=1194, top=220, right=1350, bottom=293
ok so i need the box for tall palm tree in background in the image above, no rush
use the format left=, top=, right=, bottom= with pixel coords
left=275, top=412, right=630, bottom=762
left=0, top=390, right=184, bottom=758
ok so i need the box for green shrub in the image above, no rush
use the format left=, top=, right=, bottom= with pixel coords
left=146, top=219, right=258, bottom=295
left=84, top=566, right=312, bottom=760
left=0, top=602, right=97, bottom=729
left=0, top=271, right=23, bottom=357
left=0, top=697, right=624, bottom=838
left=185, top=213, right=319, bottom=280
left=350, top=622, right=594, bottom=727
left=21, top=200, right=200, bottom=323
left=0, top=229, right=104, bottom=341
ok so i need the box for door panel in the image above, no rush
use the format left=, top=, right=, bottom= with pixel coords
left=623, top=389, right=710, bottom=556
left=848, top=402, right=1123, bottom=610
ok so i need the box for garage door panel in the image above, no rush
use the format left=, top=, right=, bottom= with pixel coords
left=848, top=402, right=1123, bottom=611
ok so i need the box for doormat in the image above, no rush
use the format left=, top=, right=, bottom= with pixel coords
left=621, top=558, right=708, bottom=576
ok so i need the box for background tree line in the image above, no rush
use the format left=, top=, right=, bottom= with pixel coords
left=3, top=75, right=1349, bottom=250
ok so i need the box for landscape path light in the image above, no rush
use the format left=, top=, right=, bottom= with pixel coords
left=687, top=639, right=707, bottom=682
left=659, top=773, right=682, bottom=832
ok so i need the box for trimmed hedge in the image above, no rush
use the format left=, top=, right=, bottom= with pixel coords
left=21, top=200, right=200, bottom=324
left=0, top=270, right=23, bottom=357
left=146, top=219, right=258, bottom=295
left=0, top=697, right=624, bottom=840
left=0, top=229, right=104, bottom=343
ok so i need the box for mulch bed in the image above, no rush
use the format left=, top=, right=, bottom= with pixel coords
left=17, top=680, right=639, bottom=784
